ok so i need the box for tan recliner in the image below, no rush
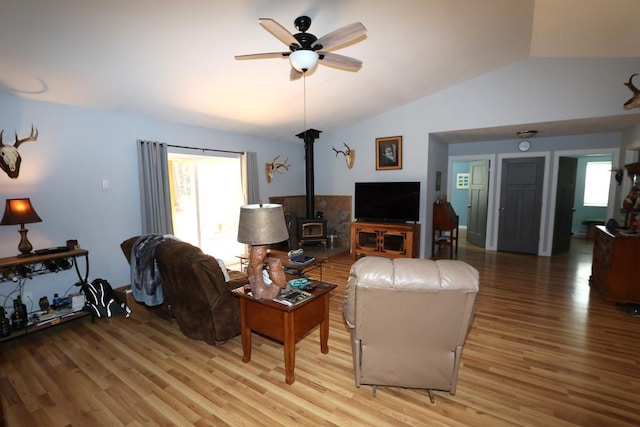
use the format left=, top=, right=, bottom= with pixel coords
left=343, top=256, right=479, bottom=403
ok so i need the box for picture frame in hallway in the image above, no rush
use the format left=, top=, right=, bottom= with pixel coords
left=376, top=136, right=402, bottom=170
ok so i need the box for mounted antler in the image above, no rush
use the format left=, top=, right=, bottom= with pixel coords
left=0, top=124, right=39, bottom=179
left=332, top=143, right=355, bottom=169
left=624, top=74, right=640, bottom=110
left=14, top=125, right=39, bottom=148
left=265, top=156, right=290, bottom=183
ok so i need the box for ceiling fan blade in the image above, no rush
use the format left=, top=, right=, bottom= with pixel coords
left=235, top=52, right=290, bottom=60
left=312, top=22, right=366, bottom=50
left=319, top=52, right=363, bottom=71
left=259, top=18, right=299, bottom=48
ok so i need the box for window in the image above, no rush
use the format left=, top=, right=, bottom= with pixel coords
left=167, top=150, right=246, bottom=265
left=583, top=161, right=611, bottom=207
left=456, top=173, right=470, bottom=189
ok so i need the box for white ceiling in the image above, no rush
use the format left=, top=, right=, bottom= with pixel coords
left=1, top=0, right=640, bottom=143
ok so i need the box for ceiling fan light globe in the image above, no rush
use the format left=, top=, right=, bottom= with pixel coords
left=289, top=50, right=319, bottom=72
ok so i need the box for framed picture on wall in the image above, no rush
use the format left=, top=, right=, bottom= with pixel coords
left=376, top=136, right=402, bottom=170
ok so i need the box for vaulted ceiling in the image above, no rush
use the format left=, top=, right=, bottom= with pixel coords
left=1, top=0, right=639, bottom=143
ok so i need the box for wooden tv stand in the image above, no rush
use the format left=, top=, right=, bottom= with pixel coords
left=350, top=221, right=420, bottom=260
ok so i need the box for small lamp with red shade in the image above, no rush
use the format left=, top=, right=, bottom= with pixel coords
left=0, top=198, right=43, bottom=257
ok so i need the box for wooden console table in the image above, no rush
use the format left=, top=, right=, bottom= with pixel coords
left=0, top=248, right=90, bottom=342
left=233, top=281, right=336, bottom=384
left=432, top=201, right=459, bottom=259
left=0, top=248, right=89, bottom=283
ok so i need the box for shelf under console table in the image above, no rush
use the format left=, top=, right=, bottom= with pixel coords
left=0, top=248, right=91, bottom=343
left=0, top=248, right=89, bottom=284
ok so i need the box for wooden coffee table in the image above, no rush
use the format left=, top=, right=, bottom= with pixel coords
left=233, top=281, right=337, bottom=384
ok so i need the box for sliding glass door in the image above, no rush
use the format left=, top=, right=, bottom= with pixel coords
left=167, top=150, right=245, bottom=265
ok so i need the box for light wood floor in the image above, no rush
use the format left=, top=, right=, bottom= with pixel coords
left=1, top=237, right=639, bottom=426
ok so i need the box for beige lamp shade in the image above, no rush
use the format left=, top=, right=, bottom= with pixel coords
left=237, top=204, right=289, bottom=245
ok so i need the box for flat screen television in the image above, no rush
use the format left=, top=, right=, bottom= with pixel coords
left=354, top=181, right=420, bottom=223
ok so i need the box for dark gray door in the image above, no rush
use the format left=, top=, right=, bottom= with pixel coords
left=552, top=157, right=578, bottom=254
left=497, top=157, right=545, bottom=254
left=467, top=160, right=489, bottom=248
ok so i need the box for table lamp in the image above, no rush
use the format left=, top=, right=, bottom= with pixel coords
left=237, top=203, right=289, bottom=299
left=0, top=198, right=42, bottom=257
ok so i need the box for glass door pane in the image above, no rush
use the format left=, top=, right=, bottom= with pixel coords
left=168, top=152, right=245, bottom=266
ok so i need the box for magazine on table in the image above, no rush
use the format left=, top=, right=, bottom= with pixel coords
left=289, top=255, right=315, bottom=266
left=273, top=289, right=314, bottom=306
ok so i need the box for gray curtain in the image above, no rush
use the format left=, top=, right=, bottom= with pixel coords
left=137, top=140, right=174, bottom=235
left=243, top=151, right=260, bottom=204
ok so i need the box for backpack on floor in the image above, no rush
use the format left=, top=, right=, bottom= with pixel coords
left=82, top=278, right=131, bottom=318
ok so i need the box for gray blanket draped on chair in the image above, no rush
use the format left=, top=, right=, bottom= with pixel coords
left=129, top=234, right=177, bottom=306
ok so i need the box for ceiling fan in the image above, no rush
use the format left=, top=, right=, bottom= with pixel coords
left=235, top=16, right=367, bottom=80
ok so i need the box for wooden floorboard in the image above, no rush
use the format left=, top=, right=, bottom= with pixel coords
left=1, top=236, right=639, bottom=426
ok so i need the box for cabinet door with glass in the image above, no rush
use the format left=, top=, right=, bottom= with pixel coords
left=380, top=231, right=407, bottom=254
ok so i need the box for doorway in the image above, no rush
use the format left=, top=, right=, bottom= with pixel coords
left=450, top=157, right=495, bottom=251
left=552, top=157, right=578, bottom=254
left=551, top=154, right=613, bottom=253
left=467, top=160, right=490, bottom=247
left=497, top=157, right=545, bottom=254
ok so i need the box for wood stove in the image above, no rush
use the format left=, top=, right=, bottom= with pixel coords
left=297, top=218, right=327, bottom=249
left=295, top=128, right=328, bottom=249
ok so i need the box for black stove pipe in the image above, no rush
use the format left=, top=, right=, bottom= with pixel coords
left=296, top=128, right=322, bottom=219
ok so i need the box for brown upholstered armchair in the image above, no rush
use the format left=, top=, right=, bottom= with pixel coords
left=343, top=256, right=479, bottom=403
left=121, top=236, right=248, bottom=345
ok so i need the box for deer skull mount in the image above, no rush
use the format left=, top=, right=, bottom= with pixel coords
left=332, top=143, right=355, bottom=169
left=0, top=125, right=39, bottom=179
left=624, top=73, right=640, bottom=110
left=265, top=156, right=290, bottom=183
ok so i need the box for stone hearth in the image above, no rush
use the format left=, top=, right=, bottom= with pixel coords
left=269, top=195, right=351, bottom=249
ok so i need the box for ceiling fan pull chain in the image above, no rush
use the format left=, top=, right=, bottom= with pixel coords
left=303, top=73, right=307, bottom=131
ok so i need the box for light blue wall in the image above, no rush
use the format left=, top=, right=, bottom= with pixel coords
left=0, top=94, right=305, bottom=311
left=450, top=161, right=471, bottom=226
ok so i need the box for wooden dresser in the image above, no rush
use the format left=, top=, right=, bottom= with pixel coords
left=590, top=225, right=640, bottom=304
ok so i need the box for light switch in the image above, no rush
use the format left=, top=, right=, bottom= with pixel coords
left=102, top=179, right=110, bottom=190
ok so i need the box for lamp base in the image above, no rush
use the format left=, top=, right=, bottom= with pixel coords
left=17, top=227, right=34, bottom=257
left=247, top=245, right=285, bottom=300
